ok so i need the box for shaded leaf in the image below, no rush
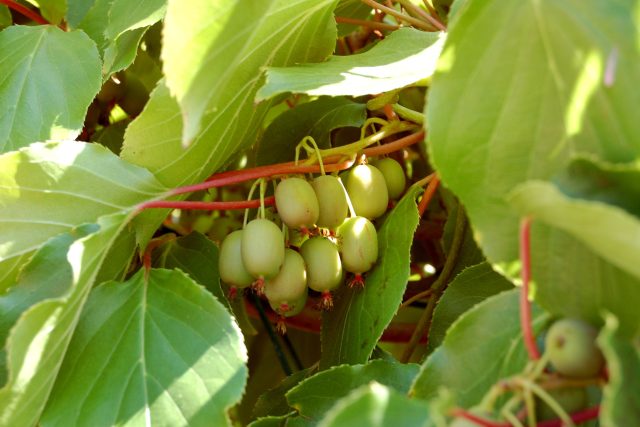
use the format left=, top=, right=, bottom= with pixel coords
left=249, top=413, right=296, bottom=427
left=256, top=97, right=366, bottom=166
left=41, top=268, right=247, bottom=427
left=153, top=232, right=226, bottom=305
left=0, top=213, right=130, bottom=427
left=105, top=0, right=166, bottom=40
left=320, top=185, right=421, bottom=368
left=0, top=141, right=166, bottom=277
left=0, top=6, right=11, bottom=28
left=257, top=28, right=445, bottom=101
left=162, top=0, right=339, bottom=143
left=598, top=313, right=640, bottom=427
left=102, top=27, right=148, bottom=77
left=254, top=369, right=313, bottom=419
left=317, top=382, right=430, bottom=427
left=0, top=26, right=101, bottom=152
left=25, top=0, right=66, bottom=24
left=334, top=0, right=375, bottom=36
left=410, top=289, right=549, bottom=407
left=427, top=263, right=513, bottom=352
left=288, top=360, right=419, bottom=422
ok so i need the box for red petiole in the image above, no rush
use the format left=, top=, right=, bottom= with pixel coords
left=0, top=0, right=49, bottom=25
left=520, top=216, right=541, bottom=360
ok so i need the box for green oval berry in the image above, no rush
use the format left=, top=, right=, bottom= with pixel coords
left=312, top=175, right=348, bottom=230
left=535, top=387, right=587, bottom=421
left=241, top=218, right=285, bottom=279
left=346, top=164, right=389, bottom=219
left=275, top=177, right=319, bottom=229
left=374, top=158, right=406, bottom=199
left=300, top=237, right=343, bottom=292
left=545, top=318, right=604, bottom=378
left=269, top=291, right=308, bottom=318
left=218, top=230, right=254, bottom=288
left=264, top=249, right=307, bottom=310
left=338, top=216, right=378, bottom=274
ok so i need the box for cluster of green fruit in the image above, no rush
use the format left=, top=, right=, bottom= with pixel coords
left=218, top=158, right=406, bottom=321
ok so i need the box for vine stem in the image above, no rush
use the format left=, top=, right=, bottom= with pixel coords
left=360, top=0, right=435, bottom=31
left=393, top=0, right=447, bottom=31
left=520, top=217, right=541, bottom=360
left=417, top=173, right=440, bottom=216
left=0, top=0, right=49, bottom=24
left=248, top=293, right=293, bottom=376
left=450, top=408, right=510, bottom=427
left=400, top=204, right=466, bottom=362
left=536, top=406, right=600, bottom=427
left=335, top=15, right=400, bottom=31
left=138, top=196, right=275, bottom=211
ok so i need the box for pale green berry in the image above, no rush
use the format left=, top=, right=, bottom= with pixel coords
left=275, top=177, right=319, bottom=229
left=241, top=218, right=285, bottom=279
left=338, top=216, right=378, bottom=274
left=300, top=237, right=343, bottom=292
left=219, top=230, right=254, bottom=288
left=374, top=157, right=406, bottom=199
left=312, top=175, right=348, bottom=230
left=346, top=164, right=389, bottom=219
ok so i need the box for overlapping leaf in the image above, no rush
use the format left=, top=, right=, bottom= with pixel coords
left=426, top=0, right=640, bottom=333
left=257, top=28, right=445, bottom=101
left=320, top=186, right=421, bottom=368
left=41, top=268, right=247, bottom=427
left=0, top=27, right=101, bottom=152
left=163, top=0, right=340, bottom=144
left=598, top=313, right=640, bottom=426
left=0, top=141, right=166, bottom=276
left=25, top=0, right=66, bottom=24
left=317, top=383, right=430, bottom=427
left=410, top=289, right=549, bottom=406
left=0, top=213, right=129, bottom=427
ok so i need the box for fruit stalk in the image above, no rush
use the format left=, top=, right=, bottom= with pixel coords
left=520, top=217, right=541, bottom=360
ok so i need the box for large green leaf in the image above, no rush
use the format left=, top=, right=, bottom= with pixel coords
left=41, top=268, right=247, bottom=427
left=598, top=313, right=640, bottom=427
left=0, top=140, right=166, bottom=276
left=105, top=0, right=166, bottom=40
left=254, top=369, right=314, bottom=419
left=162, top=0, right=339, bottom=144
left=287, top=360, right=419, bottom=423
left=256, top=97, right=366, bottom=166
left=0, top=27, right=101, bottom=152
left=317, top=383, right=431, bottom=427
left=426, top=0, right=640, bottom=333
left=0, top=213, right=130, bottom=427
left=257, top=28, right=445, bottom=101
left=0, top=226, right=94, bottom=385
left=320, top=185, right=421, bottom=369
left=410, top=289, right=549, bottom=407
left=509, top=180, right=640, bottom=280
left=427, top=263, right=513, bottom=352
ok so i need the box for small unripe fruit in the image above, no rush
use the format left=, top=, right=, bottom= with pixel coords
left=346, top=164, right=389, bottom=219
left=300, top=237, right=342, bottom=292
left=264, top=249, right=307, bottom=309
left=275, top=177, right=319, bottom=229
left=218, top=230, right=254, bottom=289
left=535, top=387, right=587, bottom=421
left=338, top=216, right=378, bottom=274
left=312, top=175, right=348, bottom=229
left=374, top=158, right=406, bottom=199
left=241, top=219, right=285, bottom=280
left=545, top=318, right=604, bottom=378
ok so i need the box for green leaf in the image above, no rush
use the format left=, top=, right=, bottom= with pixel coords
left=317, top=382, right=431, bottom=427
left=153, top=232, right=226, bottom=306
left=427, top=263, right=513, bottom=352
left=41, top=268, right=247, bottom=427
left=410, top=289, right=549, bottom=407
left=320, top=185, right=421, bottom=368
left=510, top=180, right=640, bottom=280
left=0, top=6, right=12, bottom=29
left=0, top=26, right=101, bottom=152
left=553, top=155, right=640, bottom=217
left=24, top=0, right=67, bottom=24
left=287, top=360, right=419, bottom=422
left=0, top=140, right=166, bottom=276
left=254, top=369, right=314, bottom=419
left=598, top=313, right=640, bottom=427
left=105, top=0, right=166, bottom=40
left=0, top=226, right=94, bottom=384
left=102, top=27, right=148, bottom=77
left=162, top=0, right=340, bottom=144
left=256, top=97, right=367, bottom=166
left=0, top=213, right=130, bottom=427
left=257, top=28, right=445, bottom=101
left=249, top=413, right=296, bottom=427
left=334, top=0, right=375, bottom=36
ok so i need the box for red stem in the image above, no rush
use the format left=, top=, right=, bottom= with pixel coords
left=363, top=130, right=424, bottom=157
left=417, top=173, right=440, bottom=216
left=0, top=0, right=49, bottom=24
left=520, top=216, right=541, bottom=360
left=536, top=406, right=600, bottom=427
left=139, top=196, right=275, bottom=211
left=450, top=408, right=509, bottom=427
